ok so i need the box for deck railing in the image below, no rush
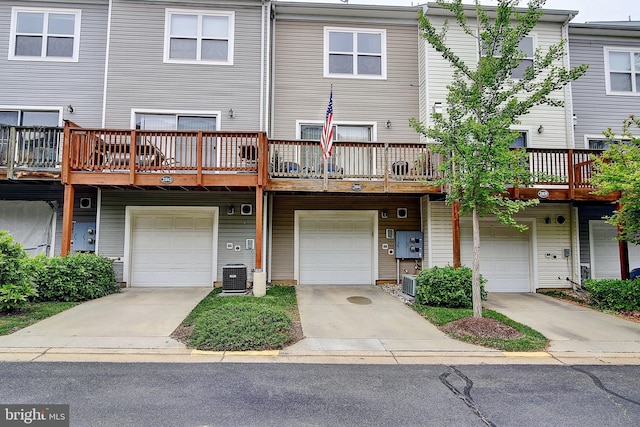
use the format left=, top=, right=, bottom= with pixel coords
left=525, top=148, right=603, bottom=187
left=0, top=126, right=63, bottom=172
left=67, top=128, right=261, bottom=173
left=268, top=139, right=443, bottom=181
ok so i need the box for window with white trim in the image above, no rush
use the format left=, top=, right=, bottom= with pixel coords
left=135, top=113, right=217, bottom=130
left=9, top=8, right=81, bottom=61
left=511, top=130, right=528, bottom=148
left=482, top=35, right=535, bottom=79
left=0, top=109, right=60, bottom=126
left=164, top=9, right=234, bottom=64
left=324, top=27, right=386, bottom=79
left=605, top=48, right=640, bottom=94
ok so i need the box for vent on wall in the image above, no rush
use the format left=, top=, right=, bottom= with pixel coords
left=397, top=207, right=408, bottom=218
left=241, top=204, right=253, bottom=215
left=222, top=264, right=247, bottom=292
left=79, top=198, right=92, bottom=209
left=402, top=274, right=418, bottom=297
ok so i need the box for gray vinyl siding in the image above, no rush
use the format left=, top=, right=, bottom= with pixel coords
left=0, top=183, right=97, bottom=255
left=570, top=35, right=640, bottom=146
left=105, top=0, right=266, bottom=129
left=272, top=19, right=420, bottom=142
left=577, top=205, right=616, bottom=265
left=98, top=190, right=257, bottom=282
left=270, top=194, right=422, bottom=283
left=0, top=1, right=108, bottom=127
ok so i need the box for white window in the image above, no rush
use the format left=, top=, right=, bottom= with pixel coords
left=164, top=9, right=234, bottom=64
left=135, top=113, right=217, bottom=130
left=9, top=8, right=81, bottom=61
left=482, top=35, right=535, bottom=79
left=0, top=109, right=60, bottom=126
left=324, top=27, right=386, bottom=79
left=511, top=130, right=528, bottom=148
left=605, top=47, right=640, bottom=95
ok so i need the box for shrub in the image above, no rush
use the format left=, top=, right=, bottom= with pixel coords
left=415, top=266, right=487, bottom=308
left=0, top=231, right=29, bottom=289
left=0, top=283, right=38, bottom=313
left=33, top=253, right=118, bottom=302
left=583, top=278, right=640, bottom=312
left=189, top=302, right=293, bottom=351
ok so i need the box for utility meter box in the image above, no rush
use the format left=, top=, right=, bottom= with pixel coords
left=71, top=221, right=96, bottom=252
left=395, top=231, right=423, bottom=259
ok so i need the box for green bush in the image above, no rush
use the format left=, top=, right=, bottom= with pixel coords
left=415, top=266, right=487, bottom=308
left=0, top=283, right=38, bottom=313
left=583, top=278, right=640, bottom=312
left=32, top=253, right=118, bottom=302
left=0, top=231, right=30, bottom=289
left=189, top=302, right=294, bottom=351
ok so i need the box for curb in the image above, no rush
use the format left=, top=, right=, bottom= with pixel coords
left=0, top=347, right=639, bottom=365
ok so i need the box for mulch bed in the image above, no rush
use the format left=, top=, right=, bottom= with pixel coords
left=440, top=317, right=522, bottom=339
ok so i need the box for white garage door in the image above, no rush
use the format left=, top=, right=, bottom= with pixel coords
left=590, top=221, right=640, bottom=279
left=461, top=222, right=531, bottom=292
left=129, top=208, right=216, bottom=287
left=297, top=211, right=375, bottom=285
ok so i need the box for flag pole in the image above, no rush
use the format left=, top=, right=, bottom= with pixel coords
left=322, top=84, right=333, bottom=191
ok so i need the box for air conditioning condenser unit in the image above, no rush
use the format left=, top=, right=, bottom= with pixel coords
left=222, top=264, right=247, bottom=292
left=402, top=274, right=418, bottom=297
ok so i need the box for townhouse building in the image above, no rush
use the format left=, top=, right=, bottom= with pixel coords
left=0, top=1, right=629, bottom=293
left=569, top=21, right=640, bottom=280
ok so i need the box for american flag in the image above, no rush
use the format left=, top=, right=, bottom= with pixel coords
left=320, top=89, right=334, bottom=161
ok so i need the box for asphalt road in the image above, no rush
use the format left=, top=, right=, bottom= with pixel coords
left=0, top=363, right=639, bottom=426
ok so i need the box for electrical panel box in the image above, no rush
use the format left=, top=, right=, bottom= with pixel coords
left=71, top=221, right=96, bottom=252
left=395, top=231, right=423, bottom=259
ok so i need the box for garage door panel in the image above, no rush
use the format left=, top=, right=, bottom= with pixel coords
left=299, top=213, right=374, bottom=285
left=461, top=223, right=531, bottom=292
left=130, top=210, right=215, bottom=287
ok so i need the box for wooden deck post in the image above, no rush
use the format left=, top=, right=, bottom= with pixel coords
left=61, top=184, right=75, bottom=256
left=452, top=201, right=461, bottom=268
left=568, top=149, right=575, bottom=200
left=253, top=185, right=267, bottom=297
left=196, top=131, right=203, bottom=186
left=617, top=203, right=630, bottom=280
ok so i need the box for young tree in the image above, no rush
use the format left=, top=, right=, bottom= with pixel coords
left=411, top=0, right=587, bottom=317
left=591, top=115, right=640, bottom=245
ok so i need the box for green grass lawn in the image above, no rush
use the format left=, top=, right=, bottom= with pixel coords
left=412, top=304, right=548, bottom=352
left=178, top=285, right=300, bottom=351
left=0, top=302, right=79, bottom=336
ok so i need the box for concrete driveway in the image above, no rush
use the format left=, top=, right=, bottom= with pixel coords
left=484, top=293, right=640, bottom=353
left=0, top=288, right=211, bottom=349
left=287, top=285, right=490, bottom=353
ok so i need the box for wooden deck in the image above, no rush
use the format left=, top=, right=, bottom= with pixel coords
left=0, top=122, right=618, bottom=202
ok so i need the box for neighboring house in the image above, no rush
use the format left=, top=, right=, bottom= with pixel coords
left=411, top=3, right=587, bottom=293
left=73, top=0, right=270, bottom=287
left=0, top=0, right=108, bottom=255
left=569, top=21, right=640, bottom=280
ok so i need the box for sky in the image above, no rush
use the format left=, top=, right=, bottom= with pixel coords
left=277, top=0, right=639, bottom=23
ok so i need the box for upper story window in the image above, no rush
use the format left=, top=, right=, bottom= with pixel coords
left=605, top=48, right=640, bottom=95
left=9, top=8, right=81, bottom=62
left=324, top=27, right=387, bottom=79
left=164, top=9, right=234, bottom=65
left=300, top=123, right=373, bottom=142
left=482, top=35, right=535, bottom=79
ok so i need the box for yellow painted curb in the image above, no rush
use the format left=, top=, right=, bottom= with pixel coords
left=225, top=350, right=280, bottom=356
left=502, top=351, right=551, bottom=358
left=191, top=350, right=224, bottom=356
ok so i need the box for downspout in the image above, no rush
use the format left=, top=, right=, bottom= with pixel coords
left=265, top=2, right=273, bottom=136
left=101, top=0, right=113, bottom=127
left=259, top=1, right=266, bottom=132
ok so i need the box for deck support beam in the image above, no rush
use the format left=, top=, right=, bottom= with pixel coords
left=61, top=184, right=75, bottom=256
left=253, top=186, right=266, bottom=297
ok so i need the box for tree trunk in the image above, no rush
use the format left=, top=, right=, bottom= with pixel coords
left=472, top=206, right=482, bottom=318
